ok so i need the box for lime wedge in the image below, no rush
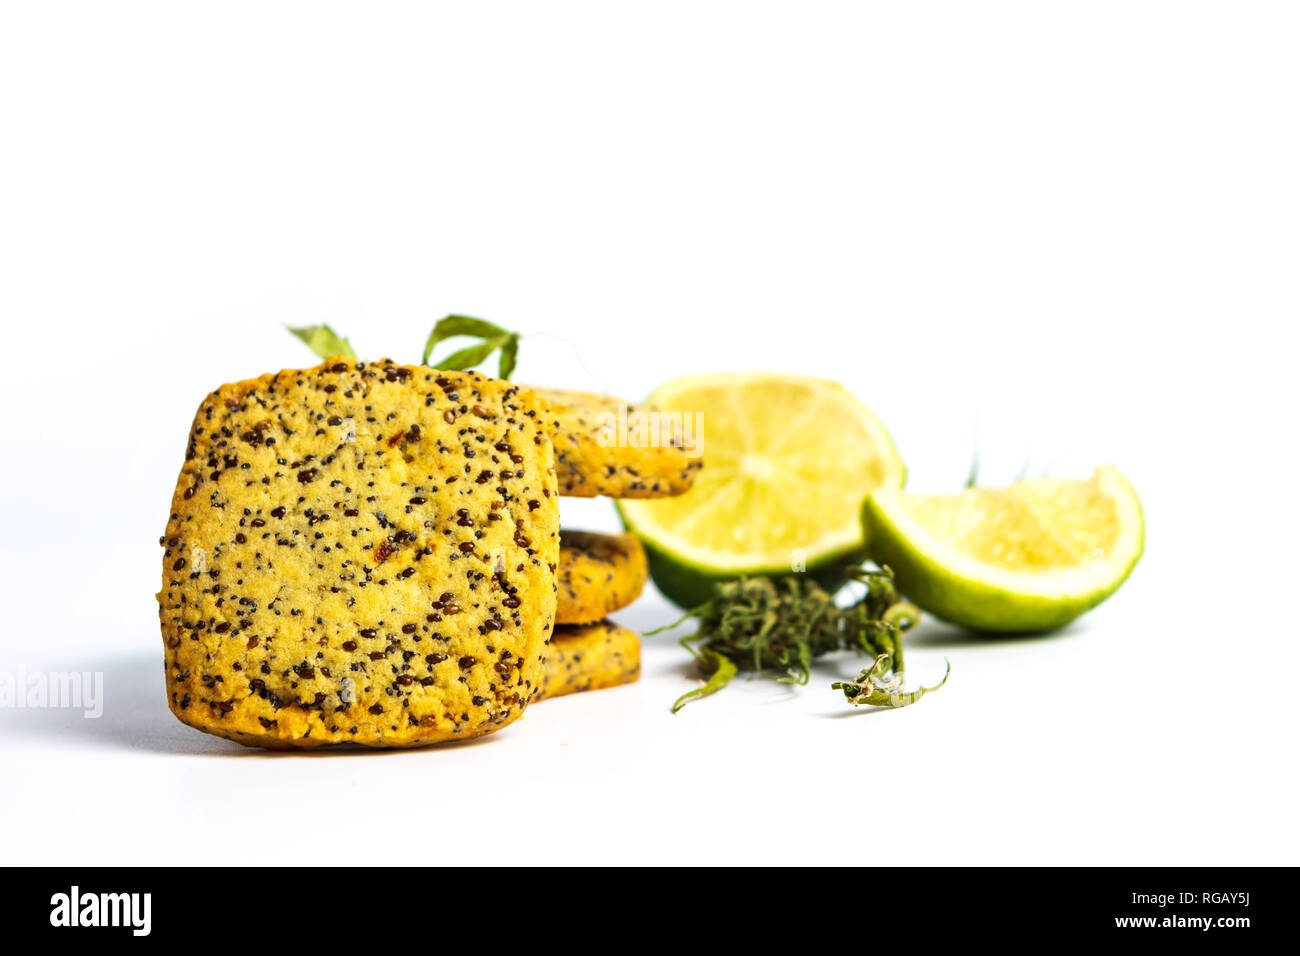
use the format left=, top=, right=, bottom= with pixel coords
left=861, top=466, right=1144, bottom=632
left=617, top=372, right=906, bottom=608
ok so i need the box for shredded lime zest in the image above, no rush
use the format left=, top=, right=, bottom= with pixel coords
left=651, top=568, right=934, bottom=711
left=671, top=648, right=737, bottom=713
left=832, top=654, right=950, bottom=708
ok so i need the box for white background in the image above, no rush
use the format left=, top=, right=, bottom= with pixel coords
left=1, top=2, right=1296, bottom=865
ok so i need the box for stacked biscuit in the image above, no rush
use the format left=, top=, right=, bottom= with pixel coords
left=158, top=359, right=698, bottom=748
left=529, top=387, right=698, bottom=705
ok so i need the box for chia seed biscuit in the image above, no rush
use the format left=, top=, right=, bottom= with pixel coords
left=528, top=387, right=703, bottom=498
left=536, top=619, right=641, bottom=701
left=158, top=359, right=561, bottom=749
left=556, top=530, right=648, bottom=625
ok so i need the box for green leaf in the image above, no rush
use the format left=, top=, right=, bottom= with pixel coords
left=832, top=656, right=950, bottom=709
left=653, top=571, right=939, bottom=711
left=420, top=314, right=521, bottom=379
left=421, top=315, right=509, bottom=366
left=965, top=443, right=981, bottom=488
left=671, top=647, right=738, bottom=713
left=287, top=324, right=357, bottom=360
left=498, top=333, right=520, bottom=380
left=433, top=336, right=511, bottom=371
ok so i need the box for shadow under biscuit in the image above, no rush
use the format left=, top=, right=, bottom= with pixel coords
left=0, top=649, right=504, bottom=757
left=0, top=649, right=237, bottom=755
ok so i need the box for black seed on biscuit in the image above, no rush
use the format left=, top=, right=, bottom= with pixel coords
left=158, top=362, right=560, bottom=749
left=556, top=530, right=649, bottom=625
left=527, top=387, right=703, bottom=499
left=537, top=619, right=641, bottom=701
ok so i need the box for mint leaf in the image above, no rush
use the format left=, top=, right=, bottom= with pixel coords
left=498, top=333, right=520, bottom=380
left=421, top=315, right=521, bottom=379
left=287, top=324, right=357, bottom=361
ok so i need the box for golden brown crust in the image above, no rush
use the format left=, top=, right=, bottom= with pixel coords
left=158, top=359, right=560, bottom=749
left=528, top=387, right=702, bottom=498
left=537, top=619, right=641, bottom=701
left=556, top=530, right=648, bottom=625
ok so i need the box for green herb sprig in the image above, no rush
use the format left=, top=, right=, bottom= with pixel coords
left=287, top=315, right=523, bottom=379
left=287, top=324, right=357, bottom=361
left=833, top=654, right=949, bottom=708
left=651, top=567, right=942, bottom=712
left=421, top=315, right=520, bottom=380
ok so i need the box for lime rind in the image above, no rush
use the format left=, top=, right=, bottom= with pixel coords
left=617, top=372, right=905, bottom=608
left=861, top=466, right=1144, bottom=633
left=620, top=374, right=905, bottom=565
left=624, top=515, right=866, bottom=610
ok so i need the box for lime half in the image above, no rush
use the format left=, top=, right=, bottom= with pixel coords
left=617, top=372, right=906, bottom=608
left=861, top=466, right=1144, bottom=633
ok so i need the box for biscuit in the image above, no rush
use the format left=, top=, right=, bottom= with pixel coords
left=158, top=359, right=560, bottom=748
left=528, top=387, right=702, bottom=498
left=536, top=619, right=641, bottom=701
left=556, top=530, right=648, bottom=625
